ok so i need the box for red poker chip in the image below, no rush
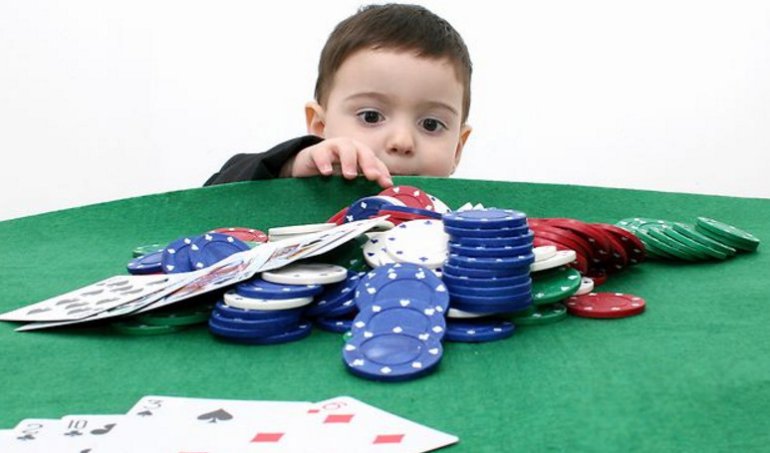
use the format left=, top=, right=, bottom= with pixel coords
left=565, top=292, right=645, bottom=319
left=326, top=207, right=348, bottom=225
left=379, top=185, right=434, bottom=210
left=593, top=223, right=646, bottom=265
left=544, top=219, right=614, bottom=264
left=603, top=233, right=629, bottom=272
left=377, top=209, right=434, bottom=225
left=211, top=227, right=267, bottom=243
left=534, top=238, right=590, bottom=273
left=585, top=268, right=608, bottom=286
left=531, top=226, right=595, bottom=261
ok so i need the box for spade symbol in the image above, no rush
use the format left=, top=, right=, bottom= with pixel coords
left=27, top=308, right=51, bottom=315
left=136, top=410, right=153, bottom=417
left=197, top=409, right=233, bottom=424
left=17, top=434, right=35, bottom=441
left=91, top=423, right=116, bottom=435
left=64, top=430, right=83, bottom=437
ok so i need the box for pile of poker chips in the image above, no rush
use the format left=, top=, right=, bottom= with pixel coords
left=616, top=217, right=760, bottom=261
left=327, top=185, right=451, bottom=227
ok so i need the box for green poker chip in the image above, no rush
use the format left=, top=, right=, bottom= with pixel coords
left=695, top=217, right=759, bottom=252
left=672, top=223, right=736, bottom=256
left=132, top=243, right=166, bottom=258
left=531, top=267, right=582, bottom=305
left=645, top=227, right=708, bottom=260
left=110, top=320, right=186, bottom=336
left=634, top=229, right=696, bottom=261
left=513, top=303, right=568, bottom=325
left=662, top=226, right=729, bottom=260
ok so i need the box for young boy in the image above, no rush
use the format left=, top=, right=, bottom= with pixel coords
left=205, top=3, right=473, bottom=189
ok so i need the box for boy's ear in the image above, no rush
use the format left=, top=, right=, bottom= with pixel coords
left=451, top=124, right=473, bottom=174
left=305, top=101, right=326, bottom=137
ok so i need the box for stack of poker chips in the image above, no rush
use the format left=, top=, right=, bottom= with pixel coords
left=441, top=209, right=535, bottom=315
left=342, top=263, right=449, bottom=382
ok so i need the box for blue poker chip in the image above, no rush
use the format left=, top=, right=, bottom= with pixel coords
left=449, top=293, right=532, bottom=314
left=448, top=242, right=533, bottom=258
left=342, top=332, right=443, bottom=382
left=450, top=289, right=531, bottom=306
left=213, top=301, right=304, bottom=322
left=126, top=251, right=163, bottom=275
left=304, top=271, right=364, bottom=318
left=345, top=196, right=401, bottom=222
left=444, top=224, right=531, bottom=238
left=212, top=322, right=312, bottom=345
left=355, top=263, right=449, bottom=313
left=442, top=262, right=531, bottom=279
left=380, top=205, right=442, bottom=220
left=447, top=253, right=535, bottom=270
left=442, top=271, right=531, bottom=288
left=236, top=277, right=323, bottom=300
left=209, top=311, right=300, bottom=336
left=445, top=279, right=532, bottom=298
left=351, top=297, right=446, bottom=341
left=313, top=298, right=358, bottom=319
left=161, top=236, right=198, bottom=273
left=444, top=319, right=515, bottom=343
left=443, top=208, right=527, bottom=229
left=314, top=316, right=355, bottom=333
left=189, top=233, right=250, bottom=270
left=450, top=231, right=534, bottom=247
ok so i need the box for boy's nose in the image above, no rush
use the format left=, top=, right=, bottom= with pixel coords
left=385, top=125, right=414, bottom=156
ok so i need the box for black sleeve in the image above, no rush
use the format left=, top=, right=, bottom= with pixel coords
left=203, top=135, right=324, bottom=186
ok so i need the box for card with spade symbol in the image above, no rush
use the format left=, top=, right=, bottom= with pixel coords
left=0, top=274, right=177, bottom=322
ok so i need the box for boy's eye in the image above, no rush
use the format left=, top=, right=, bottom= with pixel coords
left=421, top=118, right=446, bottom=132
left=358, top=111, right=383, bottom=124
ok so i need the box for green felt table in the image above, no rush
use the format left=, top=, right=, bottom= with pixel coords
left=1, top=177, right=769, bottom=451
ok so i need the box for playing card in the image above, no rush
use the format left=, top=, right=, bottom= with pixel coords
left=92, top=395, right=313, bottom=452
left=2, top=418, right=61, bottom=452
left=0, top=274, right=176, bottom=322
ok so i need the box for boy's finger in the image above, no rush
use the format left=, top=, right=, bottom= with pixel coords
left=357, top=150, right=392, bottom=188
left=336, top=145, right=361, bottom=179
left=308, top=147, right=335, bottom=176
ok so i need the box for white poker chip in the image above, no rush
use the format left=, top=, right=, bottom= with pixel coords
left=362, top=232, right=396, bottom=268
left=427, top=193, right=451, bottom=214
left=533, top=245, right=557, bottom=262
left=223, top=290, right=314, bottom=311
left=268, top=223, right=336, bottom=238
left=262, top=263, right=348, bottom=285
left=530, top=249, right=577, bottom=272
left=575, top=277, right=595, bottom=296
left=370, top=219, right=396, bottom=231
left=384, top=219, right=449, bottom=269
left=446, top=308, right=495, bottom=319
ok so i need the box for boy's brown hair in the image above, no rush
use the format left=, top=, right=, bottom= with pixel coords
left=314, top=3, right=473, bottom=122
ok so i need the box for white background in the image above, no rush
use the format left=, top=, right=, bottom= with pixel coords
left=1, top=0, right=768, bottom=221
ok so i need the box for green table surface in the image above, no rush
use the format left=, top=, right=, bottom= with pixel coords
left=1, top=177, right=769, bottom=452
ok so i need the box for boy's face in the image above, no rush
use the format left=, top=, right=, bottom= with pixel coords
left=306, top=49, right=471, bottom=176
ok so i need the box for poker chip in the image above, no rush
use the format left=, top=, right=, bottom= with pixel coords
left=443, top=224, right=531, bottom=238
left=362, top=232, right=396, bottom=268
left=379, top=185, right=435, bottom=210
left=211, top=227, right=268, bottom=243
left=262, top=263, right=348, bottom=286
left=593, top=223, right=646, bottom=264
left=351, top=298, right=446, bottom=341
left=444, top=279, right=532, bottom=298
left=531, top=266, right=581, bottom=305
left=379, top=205, right=443, bottom=220
left=575, top=277, right=595, bottom=296
left=213, top=301, right=304, bottom=322
left=449, top=290, right=532, bottom=308
left=211, top=322, right=312, bottom=345
left=235, top=278, right=323, bottom=300
left=695, top=217, right=760, bottom=252
left=305, top=271, right=364, bottom=318
left=111, top=320, right=186, bottom=335
left=188, top=233, right=250, bottom=270
left=315, top=315, right=355, bottom=333
left=451, top=231, right=534, bottom=248
left=345, top=196, right=403, bottom=222
left=268, top=223, right=336, bottom=240
left=326, top=207, right=348, bottom=225
left=427, top=194, right=451, bottom=214
left=447, top=253, right=535, bottom=270
left=132, top=243, right=165, bottom=258
left=513, top=303, right=568, bottom=325
left=343, top=331, right=443, bottom=382
left=355, top=263, right=449, bottom=313
left=533, top=245, right=557, bottom=262
left=672, top=222, right=736, bottom=257
left=448, top=242, right=533, bottom=258
left=544, top=219, right=612, bottom=262
left=445, top=307, right=496, bottom=319
left=126, top=251, right=163, bottom=275
left=565, top=292, right=646, bottom=319
left=442, top=262, right=530, bottom=279
left=444, top=319, right=515, bottom=343
left=529, top=250, right=577, bottom=272
left=223, top=290, right=315, bottom=311
left=441, top=271, right=531, bottom=288
left=161, top=237, right=197, bottom=273
left=443, top=208, right=528, bottom=230
left=208, top=312, right=301, bottom=338
left=384, top=219, right=448, bottom=269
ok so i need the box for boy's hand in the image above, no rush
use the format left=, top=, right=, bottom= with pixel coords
left=281, top=137, right=393, bottom=188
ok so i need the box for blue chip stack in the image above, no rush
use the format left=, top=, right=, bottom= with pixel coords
left=342, top=263, right=449, bottom=381
left=304, top=270, right=365, bottom=333
left=208, top=277, right=323, bottom=345
left=441, top=208, right=535, bottom=315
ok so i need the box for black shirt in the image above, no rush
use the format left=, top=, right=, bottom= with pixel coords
left=204, top=135, right=323, bottom=186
